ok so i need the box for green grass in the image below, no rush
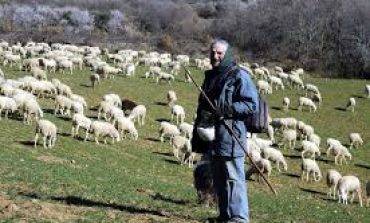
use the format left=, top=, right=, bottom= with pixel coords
left=0, top=64, right=369, bottom=222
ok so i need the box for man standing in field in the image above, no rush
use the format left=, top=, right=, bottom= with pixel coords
left=192, top=38, right=259, bottom=223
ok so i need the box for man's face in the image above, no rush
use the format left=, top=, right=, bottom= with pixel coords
left=211, top=43, right=227, bottom=68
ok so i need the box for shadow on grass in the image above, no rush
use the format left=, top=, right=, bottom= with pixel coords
left=153, top=151, right=173, bottom=157
left=150, top=192, right=189, bottom=205
left=164, top=159, right=180, bottom=165
left=351, top=94, right=364, bottom=99
left=18, top=140, right=35, bottom=147
left=271, top=106, right=281, bottom=111
left=58, top=132, right=71, bottom=137
left=283, top=153, right=302, bottom=160
left=355, top=163, right=370, bottom=170
left=86, top=115, right=98, bottom=119
left=290, top=107, right=298, bottom=111
left=56, top=116, right=71, bottom=121
left=18, top=192, right=174, bottom=217
left=43, top=108, right=55, bottom=114
left=145, top=137, right=161, bottom=142
left=334, top=106, right=346, bottom=111
left=155, top=101, right=168, bottom=106
left=89, top=106, right=99, bottom=111
left=316, top=156, right=334, bottom=164
left=79, top=83, right=91, bottom=88
left=283, top=172, right=300, bottom=178
left=300, top=187, right=326, bottom=196
left=155, top=118, right=170, bottom=123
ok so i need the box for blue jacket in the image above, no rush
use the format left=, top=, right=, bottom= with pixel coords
left=194, top=65, right=259, bottom=157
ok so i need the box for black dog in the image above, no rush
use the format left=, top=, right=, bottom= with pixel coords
left=193, top=160, right=217, bottom=207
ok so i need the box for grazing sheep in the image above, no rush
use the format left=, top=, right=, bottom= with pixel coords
left=71, top=101, right=84, bottom=115
left=71, top=113, right=91, bottom=140
left=298, top=97, right=317, bottom=112
left=0, top=96, right=17, bottom=119
left=57, top=59, right=73, bottom=74
left=267, top=124, right=275, bottom=143
left=308, top=133, right=321, bottom=148
left=246, top=158, right=272, bottom=182
left=90, top=73, right=100, bottom=87
left=171, top=135, right=190, bottom=161
left=283, top=97, right=290, bottom=111
left=349, top=133, right=363, bottom=149
left=261, top=147, right=287, bottom=172
left=311, top=92, right=322, bottom=106
left=269, top=76, right=284, bottom=90
left=171, top=104, right=186, bottom=124
left=288, top=74, right=304, bottom=89
left=156, top=72, right=175, bottom=84
left=326, top=138, right=342, bottom=152
left=34, top=119, right=57, bottom=148
left=327, top=144, right=352, bottom=165
left=365, top=85, right=370, bottom=98
left=103, top=93, right=122, bottom=108
left=128, top=105, right=146, bottom=126
left=125, top=63, right=135, bottom=76
left=305, top=84, right=320, bottom=95
left=54, top=95, right=73, bottom=116
left=301, top=140, right=321, bottom=160
left=257, top=80, right=272, bottom=94
left=159, top=121, right=180, bottom=143
left=23, top=100, right=43, bottom=124
left=116, top=117, right=138, bottom=140
left=56, top=83, right=72, bottom=97
left=337, top=176, right=363, bottom=207
left=97, top=101, right=116, bottom=120
left=346, top=97, right=356, bottom=112
left=300, top=124, right=314, bottom=140
left=70, top=94, right=87, bottom=108
left=31, top=67, right=47, bottom=81
left=301, top=158, right=322, bottom=182
left=106, top=106, right=125, bottom=124
left=179, top=122, right=193, bottom=139
left=167, top=90, right=177, bottom=106
left=326, top=169, right=342, bottom=199
left=89, top=121, right=120, bottom=144
left=281, top=129, right=297, bottom=150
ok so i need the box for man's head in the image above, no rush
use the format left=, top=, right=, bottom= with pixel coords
left=210, top=39, right=229, bottom=68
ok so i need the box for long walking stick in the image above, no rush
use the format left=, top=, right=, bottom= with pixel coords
left=183, top=66, right=277, bottom=195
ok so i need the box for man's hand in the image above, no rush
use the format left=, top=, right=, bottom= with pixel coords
left=214, top=107, right=224, bottom=120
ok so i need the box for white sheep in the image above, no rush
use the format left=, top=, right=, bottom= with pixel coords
left=97, top=101, right=116, bottom=120
left=171, top=135, right=190, bottom=161
left=71, top=101, right=84, bottom=115
left=103, top=93, right=122, bottom=108
left=54, top=95, right=72, bottom=116
left=282, top=97, right=290, bottom=111
left=0, top=96, right=17, bottom=119
left=365, top=85, right=370, bottom=98
left=326, top=169, right=342, bottom=199
left=288, top=74, right=304, bottom=89
left=301, top=158, right=322, bottom=182
left=261, top=147, right=287, bottom=172
left=269, top=76, right=284, bottom=90
left=34, top=119, right=57, bottom=148
left=171, top=104, right=185, bottom=124
left=301, top=124, right=314, bottom=140
left=346, top=97, right=356, bottom=112
left=116, top=117, right=138, bottom=140
left=308, top=133, right=321, bottom=148
left=337, top=175, right=363, bottom=207
left=23, top=99, right=43, bottom=124
left=305, top=84, right=320, bottom=95
left=159, top=121, right=180, bottom=143
left=90, top=73, right=100, bottom=87
left=326, top=138, right=342, bottom=153
left=71, top=113, right=91, bottom=140
left=31, top=67, right=47, bottom=81
left=128, top=105, right=146, bottom=126
left=257, top=80, right=272, bottom=94
left=89, top=121, right=120, bottom=144
left=167, top=90, right=177, bottom=106
left=156, top=72, right=175, bottom=84
left=179, top=122, right=193, bottom=139
left=327, top=144, right=352, bottom=165
left=349, top=133, right=363, bottom=149
left=57, top=59, right=73, bottom=74
left=301, top=140, right=321, bottom=160
left=281, top=129, right=297, bottom=150
left=125, top=63, right=135, bottom=76
left=70, top=94, right=87, bottom=108
left=106, top=106, right=125, bottom=124
left=298, top=97, right=317, bottom=112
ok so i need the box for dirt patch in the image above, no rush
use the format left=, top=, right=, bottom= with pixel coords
left=37, top=155, right=68, bottom=164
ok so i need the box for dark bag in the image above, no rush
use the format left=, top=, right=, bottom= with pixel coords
left=245, top=95, right=269, bottom=133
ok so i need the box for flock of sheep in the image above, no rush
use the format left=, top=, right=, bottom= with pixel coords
left=0, top=40, right=369, bottom=210
left=239, top=61, right=369, bottom=207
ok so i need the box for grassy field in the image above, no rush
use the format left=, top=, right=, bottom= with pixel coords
left=0, top=63, right=369, bottom=222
